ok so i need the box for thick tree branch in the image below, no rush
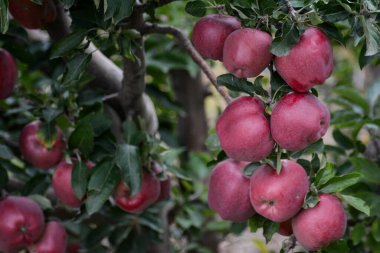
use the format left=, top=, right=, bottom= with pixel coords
left=42, top=0, right=158, bottom=133
left=140, top=23, right=232, bottom=104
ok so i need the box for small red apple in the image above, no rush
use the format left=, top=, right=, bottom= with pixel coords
left=19, top=120, right=65, bottom=169
left=208, top=159, right=255, bottom=222
left=270, top=92, right=330, bottom=151
left=52, top=159, right=94, bottom=208
left=9, top=0, right=57, bottom=29
left=216, top=96, right=274, bottom=162
left=27, top=221, right=67, bottom=253
left=250, top=160, right=309, bottom=222
left=274, top=27, right=333, bottom=92
left=0, top=196, right=45, bottom=253
left=292, top=194, right=347, bottom=250
left=114, top=172, right=161, bottom=214
left=192, top=14, right=241, bottom=60
left=0, top=49, right=17, bottom=99
left=223, top=28, right=273, bottom=78
left=278, top=219, right=293, bottom=236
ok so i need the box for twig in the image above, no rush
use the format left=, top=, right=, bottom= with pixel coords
left=284, top=235, right=297, bottom=253
left=284, top=0, right=298, bottom=22
left=140, top=23, right=232, bottom=104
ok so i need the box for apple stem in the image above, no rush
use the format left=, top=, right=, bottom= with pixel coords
left=140, top=23, right=233, bottom=104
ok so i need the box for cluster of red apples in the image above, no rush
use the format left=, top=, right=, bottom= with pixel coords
left=0, top=1, right=171, bottom=252
left=192, top=14, right=347, bottom=250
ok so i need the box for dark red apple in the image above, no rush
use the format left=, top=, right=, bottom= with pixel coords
left=274, top=27, right=333, bottom=92
left=52, top=159, right=94, bottom=208
left=28, top=221, right=67, bottom=253
left=114, top=172, right=161, bottom=214
left=223, top=28, right=273, bottom=78
left=208, top=159, right=255, bottom=222
left=192, top=14, right=241, bottom=60
left=9, top=0, right=57, bottom=29
left=0, top=196, right=45, bottom=253
left=216, top=96, right=274, bottom=162
left=250, top=160, right=309, bottom=222
left=66, top=242, right=80, bottom=253
left=0, top=49, right=17, bottom=99
left=292, top=194, right=347, bottom=250
left=278, top=219, right=293, bottom=236
left=270, top=92, right=330, bottom=151
left=19, top=120, right=65, bottom=169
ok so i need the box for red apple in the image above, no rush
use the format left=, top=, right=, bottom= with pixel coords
left=66, top=242, right=81, bottom=253
left=28, top=221, right=67, bottom=253
left=278, top=219, right=293, bottom=236
left=0, top=49, right=17, bottom=99
left=270, top=92, right=330, bottom=151
left=216, top=96, right=274, bottom=162
left=292, top=194, right=347, bottom=250
left=0, top=196, right=45, bottom=253
left=223, top=28, right=273, bottom=78
left=19, top=120, right=65, bottom=169
left=9, top=0, right=57, bottom=29
left=52, top=159, right=94, bottom=208
left=192, top=14, right=241, bottom=60
left=274, top=27, right=333, bottom=92
left=114, top=172, right=161, bottom=214
left=250, top=160, right=309, bottom=222
left=208, top=159, right=255, bottom=222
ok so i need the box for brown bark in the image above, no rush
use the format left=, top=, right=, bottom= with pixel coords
left=170, top=69, right=208, bottom=151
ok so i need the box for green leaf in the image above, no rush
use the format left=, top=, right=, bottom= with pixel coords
left=217, top=74, right=268, bottom=97
left=289, top=139, right=324, bottom=159
left=51, top=29, right=89, bottom=59
left=318, top=22, right=345, bottom=45
left=0, top=144, right=14, bottom=160
left=63, top=53, right=92, bottom=84
left=72, top=161, right=90, bottom=200
left=69, top=124, right=94, bottom=157
left=42, top=107, right=63, bottom=123
left=185, top=1, right=206, bottom=17
left=0, top=0, right=9, bottom=34
left=303, top=193, right=320, bottom=209
left=352, top=223, right=366, bottom=245
left=349, top=157, right=380, bottom=184
left=114, top=144, right=142, bottom=195
left=244, top=162, right=261, bottom=176
left=319, top=173, right=361, bottom=193
left=86, top=162, right=120, bottom=215
left=372, top=219, right=380, bottom=242
left=105, top=0, right=135, bottom=23
left=341, top=194, right=370, bottom=216
left=362, top=17, right=380, bottom=56
left=123, top=120, right=145, bottom=145
left=270, top=24, right=301, bottom=57
left=332, top=129, right=354, bottom=149
left=59, top=0, right=76, bottom=8
left=263, top=220, right=279, bottom=243
left=28, top=194, right=52, bottom=210
left=248, top=214, right=266, bottom=232
left=322, top=240, right=349, bottom=252
left=314, top=162, right=335, bottom=187
left=333, top=86, right=369, bottom=114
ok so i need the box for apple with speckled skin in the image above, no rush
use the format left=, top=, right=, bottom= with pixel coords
left=115, top=172, right=161, bottom=214
left=292, top=194, right=347, bottom=250
left=216, top=96, right=274, bottom=162
left=19, top=120, right=65, bottom=169
left=223, top=28, right=273, bottom=78
left=52, top=159, right=94, bottom=208
left=250, top=160, right=309, bottom=222
left=208, top=159, right=255, bottom=222
left=275, top=27, right=333, bottom=92
left=28, top=221, right=67, bottom=253
left=192, top=14, right=241, bottom=60
left=270, top=92, right=330, bottom=151
left=0, top=196, right=45, bottom=253
left=0, top=49, right=17, bottom=99
left=9, top=0, right=57, bottom=29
